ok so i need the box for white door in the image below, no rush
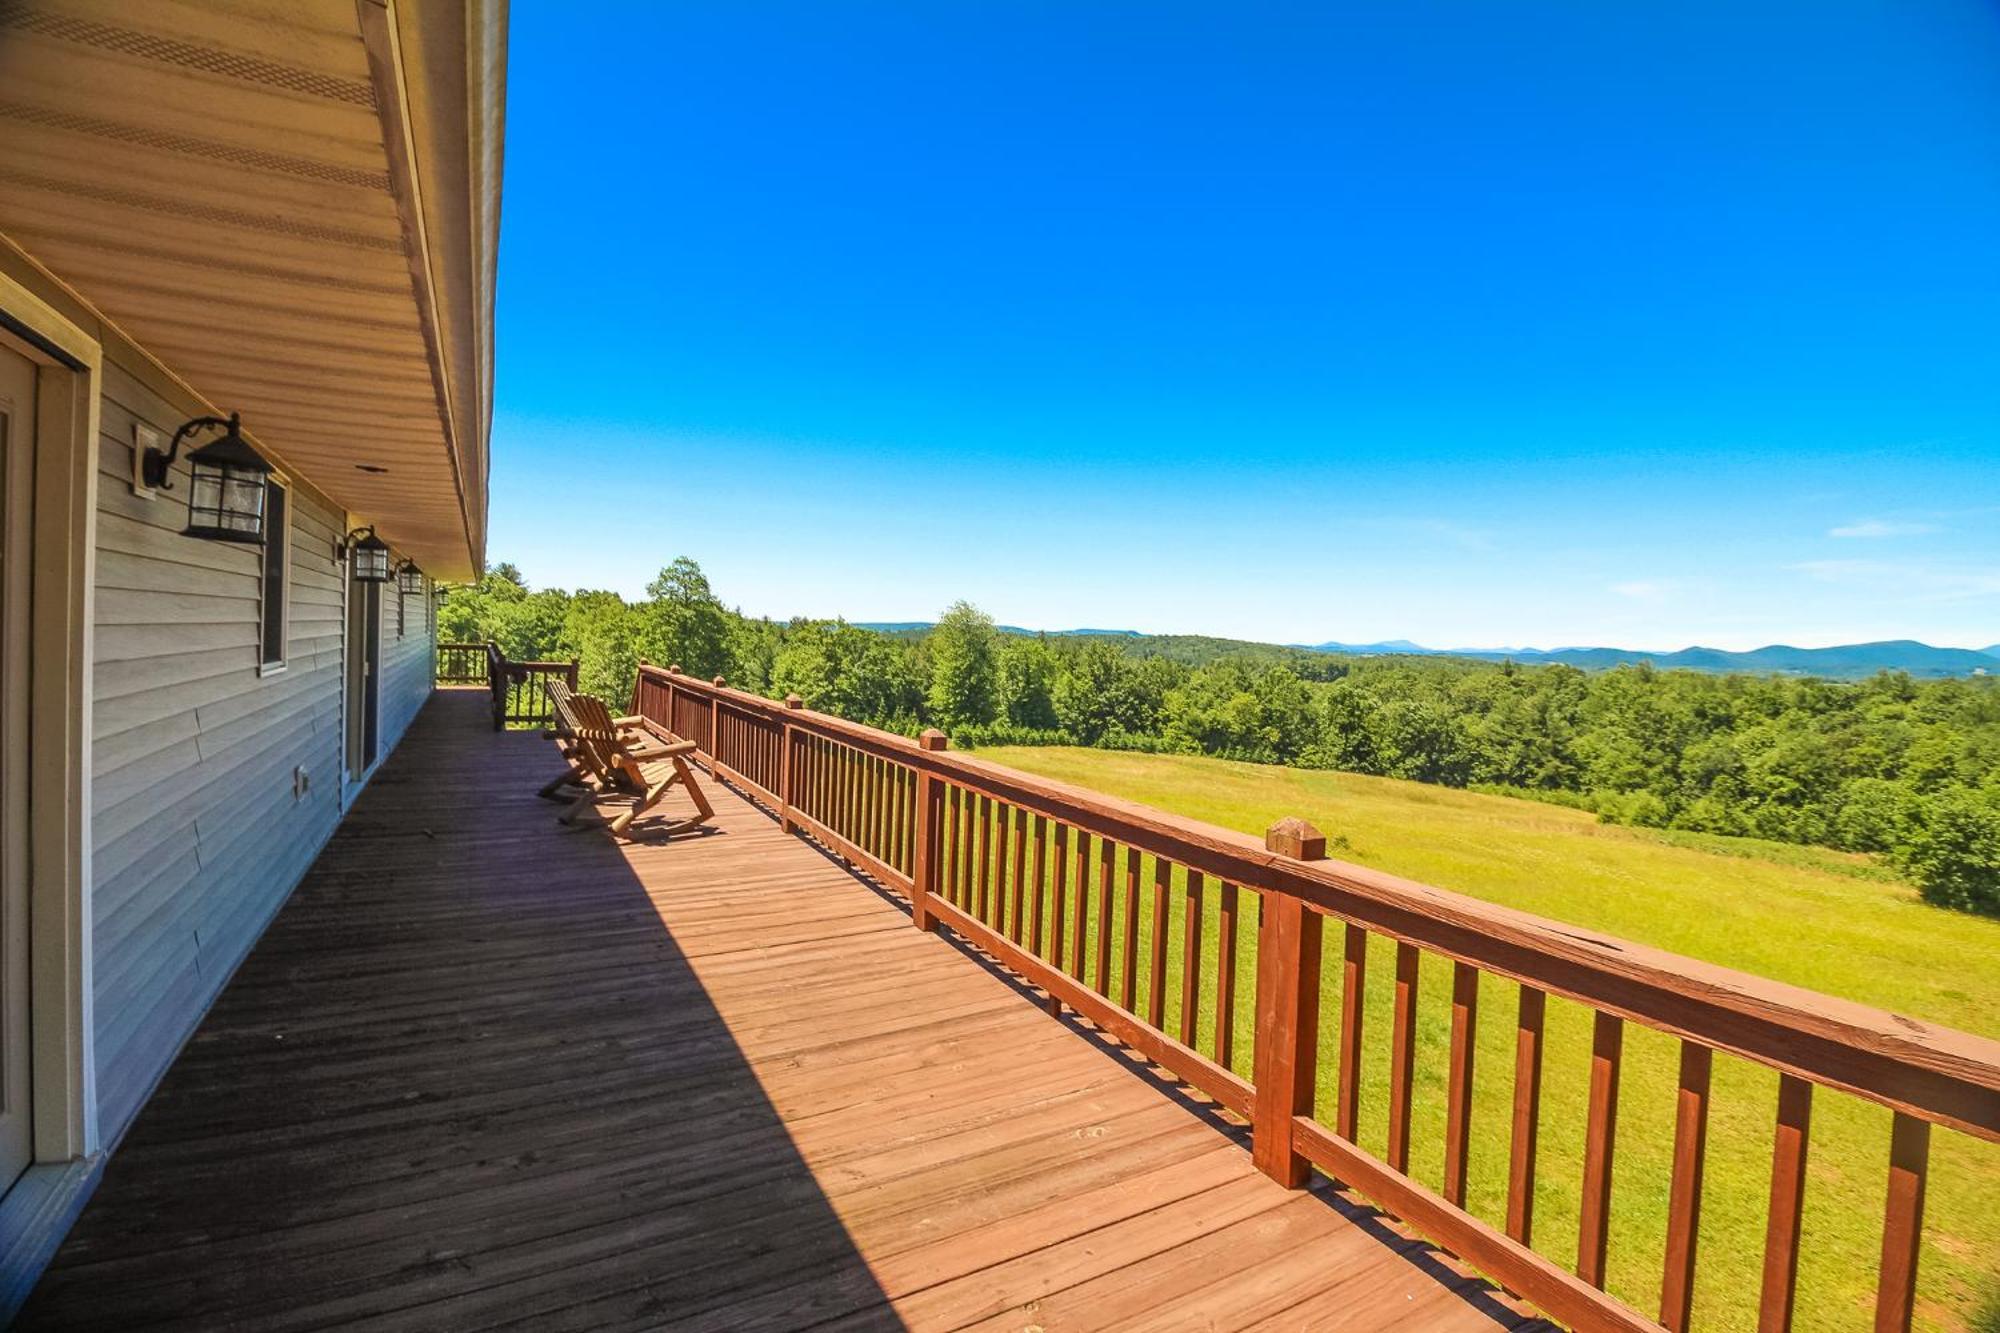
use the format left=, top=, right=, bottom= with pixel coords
left=0, top=344, right=36, bottom=1189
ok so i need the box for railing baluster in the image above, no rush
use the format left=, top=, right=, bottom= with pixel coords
left=1067, top=826, right=1088, bottom=977
left=1578, top=1011, right=1624, bottom=1289
left=1119, top=844, right=1141, bottom=1013
left=877, top=755, right=891, bottom=860
left=1094, top=836, right=1115, bottom=995
left=1009, top=806, right=1028, bottom=945
left=945, top=784, right=962, bottom=907
left=844, top=744, right=859, bottom=844
left=1661, top=1041, right=1713, bottom=1332
left=975, top=795, right=994, bottom=924
left=1388, top=941, right=1420, bottom=1173
left=1214, top=882, right=1239, bottom=1070
left=1027, top=815, right=1047, bottom=956
left=1874, top=1113, right=1929, bottom=1333
left=1180, top=870, right=1204, bottom=1048
left=1146, top=856, right=1170, bottom=1028
left=1758, top=1074, right=1813, bottom=1333
left=1337, top=923, right=1367, bottom=1142
left=864, top=753, right=880, bottom=858
left=1049, top=822, right=1068, bottom=966
left=1444, top=961, right=1478, bottom=1207
left=1508, top=985, right=1546, bottom=1244
left=995, top=799, right=1011, bottom=926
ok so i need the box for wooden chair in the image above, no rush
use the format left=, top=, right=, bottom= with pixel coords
left=538, top=677, right=667, bottom=801
left=553, top=690, right=714, bottom=839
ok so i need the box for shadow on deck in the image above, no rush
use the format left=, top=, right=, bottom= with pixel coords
left=22, top=689, right=1544, bottom=1330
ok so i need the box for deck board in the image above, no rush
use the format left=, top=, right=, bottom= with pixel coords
left=22, top=690, right=1543, bottom=1330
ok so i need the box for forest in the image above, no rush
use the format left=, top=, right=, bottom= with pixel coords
left=440, top=559, right=2000, bottom=917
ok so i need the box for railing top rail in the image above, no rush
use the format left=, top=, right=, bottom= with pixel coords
left=638, top=663, right=2000, bottom=1139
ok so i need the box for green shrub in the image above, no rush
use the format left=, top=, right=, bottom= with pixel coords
left=1896, top=786, right=2000, bottom=916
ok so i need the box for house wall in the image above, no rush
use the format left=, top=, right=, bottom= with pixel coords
left=87, top=351, right=436, bottom=1144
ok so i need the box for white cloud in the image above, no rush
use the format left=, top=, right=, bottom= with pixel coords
left=1828, top=519, right=1939, bottom=539
left=1610, top=579, right=1676, bottom=601
left=1790, top=560, right=2000, bottom=600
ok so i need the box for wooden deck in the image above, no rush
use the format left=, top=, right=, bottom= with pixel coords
left=22, top=689, right=1543, bottom=1331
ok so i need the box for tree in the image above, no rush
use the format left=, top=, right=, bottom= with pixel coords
left=559, top=590, right=638, bottom=706
left=1896, top=786, right=2000, bottom=916
left=637, top=557, right=731, bottom=680
left=927, top=601, right=1000, bottom=734
left=1053, top=640, right=1178, bottom=742
left=773, top=620, right=925, bottom=730
left=997, top=635, right=1061, bottom=729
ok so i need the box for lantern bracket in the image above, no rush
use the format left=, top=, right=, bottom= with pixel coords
left=337, top=526, right=379, bottom=561
left=142, top=413, right=237, bottom=491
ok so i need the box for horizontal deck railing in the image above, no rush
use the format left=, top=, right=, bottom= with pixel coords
left=436, top=641, right=576, bottom=731
left=629, top=663, right=2000, bottom=1333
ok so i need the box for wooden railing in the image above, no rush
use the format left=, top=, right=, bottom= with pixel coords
left=435, top=641, right=490, bottom=685
left=629, top=665, right=1999, bottom=1333
left=435, top=641, right=576, bottom=730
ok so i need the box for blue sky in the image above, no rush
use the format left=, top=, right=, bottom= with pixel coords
left=490, top=3, right=2000, bottom=650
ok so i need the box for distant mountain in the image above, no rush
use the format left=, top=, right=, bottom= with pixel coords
left=1305, top=638, right=2000, bottom=680
left=856, top=622, right=1140, bottom=638
left=853, top=623, right=1997, bottom=680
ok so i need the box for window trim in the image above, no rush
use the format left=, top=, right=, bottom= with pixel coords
left=257, top=473, right=291, bottom=676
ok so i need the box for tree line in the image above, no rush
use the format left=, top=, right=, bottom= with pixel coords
left=441, top=559, right=2000, bottom=917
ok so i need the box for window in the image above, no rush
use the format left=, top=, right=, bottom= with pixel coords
left=259, top=479, right=288, bottom=671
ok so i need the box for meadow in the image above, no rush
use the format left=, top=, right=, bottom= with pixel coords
left=972, top=745, right=2000, bottom=1333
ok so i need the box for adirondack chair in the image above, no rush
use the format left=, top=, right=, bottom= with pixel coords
left=553, top=690, right=714, bottom=838
left=538, top=677, right=668, bottom=801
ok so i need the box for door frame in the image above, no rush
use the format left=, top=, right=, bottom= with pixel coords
left=0, top=269, right=101, bottom=1170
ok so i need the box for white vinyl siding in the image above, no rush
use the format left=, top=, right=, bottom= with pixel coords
left=89, top=355, right=436, bottom=1144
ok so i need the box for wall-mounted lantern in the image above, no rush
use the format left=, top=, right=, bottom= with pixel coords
left=396, top=560, right=425, bottom=596
left=141, top=412, right=271, bottom=544
left=337, top=527, right=392, bottom=582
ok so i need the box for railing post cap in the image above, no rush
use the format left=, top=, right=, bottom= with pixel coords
left=711, top=675, right=726, bottom=687
left=918, top=728, right=948, bottom=751
left=784, top=693, right=804, bottom=708
left=1266, top=816, right=1327, bottom=861
left=667, top=664, right=682, bottom=674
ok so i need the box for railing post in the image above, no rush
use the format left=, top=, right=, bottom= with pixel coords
left=487, top=643, right=504, bottom=731
left=708, top=675, right=724, bottom=763
left=664, top=664, right=680, bottom=739
left=1252, top=816, right=1327, bottom=1188
left=779, top=694, right=804, bottom=833
left=910, top=729, right=948, bottom=932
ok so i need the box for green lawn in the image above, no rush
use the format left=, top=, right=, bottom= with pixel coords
left=972, top=745, right=2000, bottom=1332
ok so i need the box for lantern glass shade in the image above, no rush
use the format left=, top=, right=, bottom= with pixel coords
left=350, top=531, right=391, bottom=583
left=397, top=562, right=424, bottom=595
left=181, top=429, right=271, bottom=544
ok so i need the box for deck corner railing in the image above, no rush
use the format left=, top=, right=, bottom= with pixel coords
left=435, top=641, right=576, bottom=730
left=624, top=662, right=2000, bottom=1333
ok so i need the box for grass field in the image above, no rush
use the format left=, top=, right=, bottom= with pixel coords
left=973, top=745, right=2000, bottom=1332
